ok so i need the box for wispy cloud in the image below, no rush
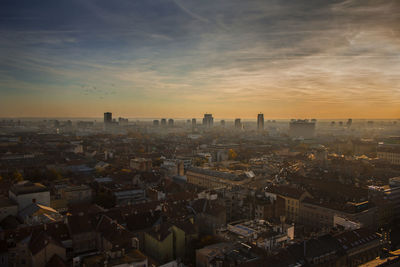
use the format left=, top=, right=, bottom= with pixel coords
left=0, top=0, right=399, bottom=118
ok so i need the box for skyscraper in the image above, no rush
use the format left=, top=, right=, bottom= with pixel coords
left=104, top=112, right=112, bottom=124
left=161, top=118, right=167, bottom=126
left=168, top=119, right=174, bottom=127
left=103, top=112, right=112, bottom=131
left=202, top=114, right=214, bottom=128
left=257, top=113, right=264, bottom=130
left=235, top=118, right=242, bottom=129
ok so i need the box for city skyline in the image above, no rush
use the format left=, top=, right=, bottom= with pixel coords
left=1, top=0, right=399, bottom=118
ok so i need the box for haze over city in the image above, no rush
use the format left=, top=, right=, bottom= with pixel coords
left=1, top=0, right=399, bottom=118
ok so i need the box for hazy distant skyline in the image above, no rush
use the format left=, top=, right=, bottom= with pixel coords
left=0, top=0, right=399, bottom=119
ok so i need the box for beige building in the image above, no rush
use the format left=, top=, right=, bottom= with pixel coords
left=144, top=223, right=174, bottom=264
left=265, top=185, right=311, bottom=222
left=186, top=167, right=254, bottom=189
left=130, top=158, right=152, bottom=171
left=300, top=198, right=377, bottom=230
left=59, top=185, right=92, bottom=205
left=378, top=145, right=400, bottom=165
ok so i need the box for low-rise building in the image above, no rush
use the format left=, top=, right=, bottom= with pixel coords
left=377, top=144, right=400, bottom=165
left=81, top=249, right=148, bottom=267
left=196, top=242, right=259, bottom=267
left=265, top=185, right=312, bottom=223
left=170, top=221, right=198, bottom=260
left=59, top=185, right=92, bottom=205
left=186, top=167, right=254, bottom=189
left=18, top=203, right=63, bottom=225
left=130, top=158, right=152, bottom=172
left=218, top=219, right=294, bottom=253
left=67, top=214, right=97, bottom=255
left=191, top=199, right=226, bottom=235
left=300, top=198, right=377, bottom=231
left=144, top=223, right=174, bottom=264
left=0, top=197, right=18, bottom=222
left=30, top=232, right=67, bottom=267
left=388, top=177, right=400, bottom=221
left=9, top=181, right=50, bottom=210
left=335, top=228, right=383, bottom=266
left=113, top=188, right=146, bottom=206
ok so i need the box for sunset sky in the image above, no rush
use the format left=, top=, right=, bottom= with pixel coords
left=0, top=0, right=399, bottom=119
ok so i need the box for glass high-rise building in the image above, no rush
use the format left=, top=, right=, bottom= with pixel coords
left=104, top=112, right=112, bottom=124
left=257, top=113, right=264, bottom=130
left=235, top=118, right=241, bottom=129
left=202, top=114, right=214, bottom=128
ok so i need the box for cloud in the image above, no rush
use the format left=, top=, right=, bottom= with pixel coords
left=172, top=0, right=209, bottom=23
left=0, top=0, right=399, bottom=118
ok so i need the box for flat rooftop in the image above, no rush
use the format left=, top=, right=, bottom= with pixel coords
left=9, top=181, right=48, bottom=195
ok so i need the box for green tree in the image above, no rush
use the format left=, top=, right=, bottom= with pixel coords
left=228, top=149, right=238, bottom=160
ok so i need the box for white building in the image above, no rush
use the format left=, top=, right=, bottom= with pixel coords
left=9, top=181, right=50, bottom=210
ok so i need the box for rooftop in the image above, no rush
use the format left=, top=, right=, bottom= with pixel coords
left=335, top=228, right=381, bottom=251
left=187, top=167, right=247, bottom=181
left=10, top=181, right=48, bottom=195
left=82, top=249, right=147, bottom=266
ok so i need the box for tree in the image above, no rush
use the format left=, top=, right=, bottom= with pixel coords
left=46, top=169, right=63, bottom=181
left=228, top=149, right=237, bottom=160
left=13, top=171, right=24, bottom=182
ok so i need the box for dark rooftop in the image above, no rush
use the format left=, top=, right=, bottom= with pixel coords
left=10, top=181, right=48, bottom=195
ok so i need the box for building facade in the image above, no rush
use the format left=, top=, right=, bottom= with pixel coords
left=257, top=113, right=264, bottom=130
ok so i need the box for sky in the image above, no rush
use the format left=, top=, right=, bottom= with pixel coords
left=0, top=0, right=399, bottom=119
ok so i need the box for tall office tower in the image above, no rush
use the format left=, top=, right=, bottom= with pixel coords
left=161, top=118, right=167, bottom=126
left=202, top=114, right=214, bottom=128
left=104, top=112, right=112, bottom=124
left=289, top=119, right=316, bottom=139
left=235, top=118, right=242, bottom=129
left=168, top=119, right=174, bottom=127
left=153, top=120, right=159, bottom=126
left=220, top=120, right=225, bottom=127
left=257, top=113, right=264, bottom=130
left=104, top=112, right=112, bottom=131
